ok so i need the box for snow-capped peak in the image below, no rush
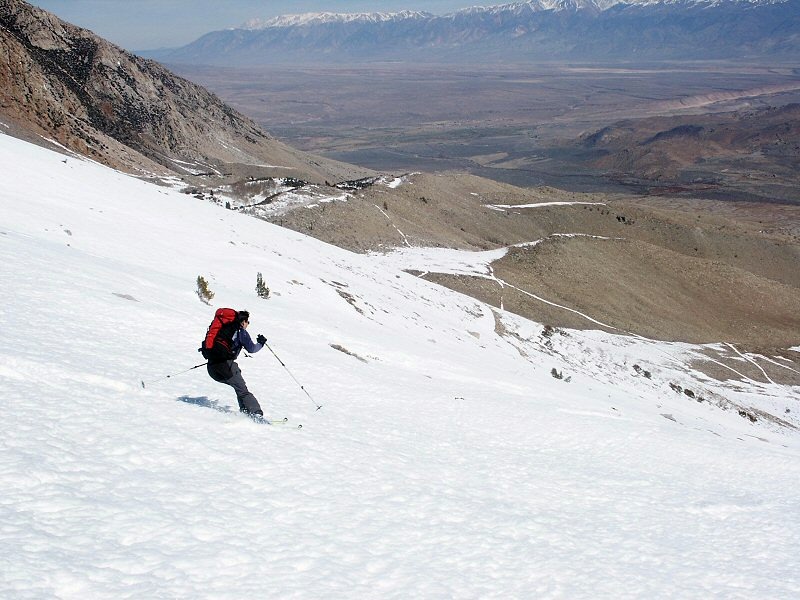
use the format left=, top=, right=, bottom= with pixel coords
left=453, top=0, right=786, bottom=15
left=242, top=10, right=432, bottom=30
left=240, top=0, right=787, bottom=31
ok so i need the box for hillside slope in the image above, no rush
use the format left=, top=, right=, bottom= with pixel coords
left=250, top=171, right=800, bottom=355
left=575, top=103, right=800, bottom=204
left=0, top=0, right=367, bottom=183
left=2, top=130, right=800, bottom=598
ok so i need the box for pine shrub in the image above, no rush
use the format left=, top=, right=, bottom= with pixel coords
left=196, top=275, right=214, bottom=304
left=256, top=272, right=270, bottom=299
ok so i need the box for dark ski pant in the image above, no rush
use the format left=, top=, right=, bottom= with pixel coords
left=207, top=360, right=262, bottom=415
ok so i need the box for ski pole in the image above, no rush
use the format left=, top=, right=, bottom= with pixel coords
left=141, top=362, right=207, bottom=388
left=265, top=343, right=322, bottom=411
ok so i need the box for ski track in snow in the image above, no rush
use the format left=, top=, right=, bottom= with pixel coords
left=1, top=135, right=800, bottom=599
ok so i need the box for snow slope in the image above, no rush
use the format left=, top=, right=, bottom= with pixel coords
left=1, top=133, right=799, bottom=598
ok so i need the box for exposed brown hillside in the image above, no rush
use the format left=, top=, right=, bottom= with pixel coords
left=266, top=172, right=800, bottom=357
left=493, top=236, right=800, bottom=347
left=580, top=104, right=800, bottom=203
left=0, top=0, right=368, bottom=183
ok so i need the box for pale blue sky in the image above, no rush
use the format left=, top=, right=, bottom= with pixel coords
left=29, top=1, right=481, bottom=50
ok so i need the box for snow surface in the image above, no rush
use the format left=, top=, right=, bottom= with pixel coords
left=1, top=133, right=799, bottom=598
left=385, top=176, right=406, bottom=189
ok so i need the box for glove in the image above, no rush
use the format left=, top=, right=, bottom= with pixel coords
left=256, top=334, right=267, bottom=345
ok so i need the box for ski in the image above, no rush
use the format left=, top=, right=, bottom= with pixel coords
left=271, top=417, right=303, bottom=429
left=250, top=415, right=302, bottom=429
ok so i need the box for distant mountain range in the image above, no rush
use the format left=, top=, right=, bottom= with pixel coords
left=146, top=0, right=800, bottom=65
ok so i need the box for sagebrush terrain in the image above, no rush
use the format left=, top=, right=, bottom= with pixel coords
left=172, top=62, right=800, bottom=201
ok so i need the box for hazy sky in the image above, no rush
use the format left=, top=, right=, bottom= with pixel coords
left=29, top=1, right=481, bottom=50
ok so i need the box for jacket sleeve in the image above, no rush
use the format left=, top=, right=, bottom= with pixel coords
left=238, top=329, right=263, bottom=353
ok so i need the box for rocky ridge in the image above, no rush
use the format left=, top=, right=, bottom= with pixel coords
left=0, top=0, right=368, bottom=183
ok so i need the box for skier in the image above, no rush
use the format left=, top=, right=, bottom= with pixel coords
left=206, top=310, right=268, bottom=420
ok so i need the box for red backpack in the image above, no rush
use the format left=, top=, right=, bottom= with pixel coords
left=200, top=308, right=239, bottom=362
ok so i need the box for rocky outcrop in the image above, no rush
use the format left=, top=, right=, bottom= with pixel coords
left=0, top=0, right=367, bottom=182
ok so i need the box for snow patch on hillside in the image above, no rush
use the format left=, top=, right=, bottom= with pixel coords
left=486, top=201, right=607, bottom=210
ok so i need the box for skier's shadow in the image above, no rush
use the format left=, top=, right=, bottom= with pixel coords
left=176, top=395, right=234, bottom=414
